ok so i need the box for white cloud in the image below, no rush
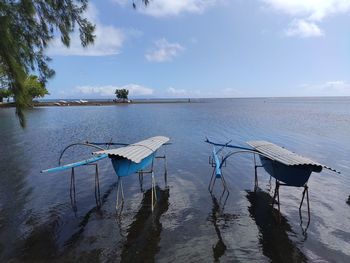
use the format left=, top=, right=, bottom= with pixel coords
left=145, top=38, right=185, bottom=62
left=300, top=80, right=350, bottom=96
left=167, top=87, right=188, bottom=95
left=261, top=0, right=350, bottom=21
left=74, top=84, right=154, bottom=97
left=285, top=19, right=324, bottom=38
left=261, top=0, right=350, bottom=37
left=48, top=4, right=125, bottom=56
left=166, top=87, right=240, bottom=98
left=113, top=0, right=219, bottom=17
left=220, top=88, right=241, bottom=97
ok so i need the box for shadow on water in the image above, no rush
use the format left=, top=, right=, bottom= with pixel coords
left=246, top=190, right=307, bottom=263
left=207, top=193, right=238, bottom=262
left=18, top=182, right=117, bottom=262
left=63, top=182, right=117, bottom=247
left=120, top=186, right=169, bottom=263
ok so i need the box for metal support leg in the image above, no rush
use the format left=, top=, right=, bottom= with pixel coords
left=220, top=173, right=229, bottom=192
left=138, top=171, right=144, bottom=192
left=299, top=185, right=311, bottom=227
left=209, top=169, right=216, bottom=193
left=70, top=168, right=77, bottom=211
left=116, top=176, right=124, bottom=211
left=254, top=154, right=258, bottom=191
left=156, top=154, right=168, bottom=187
left=272, top=180, right=278, bottom=207
left=94, top=164, right=101, bottom=207
left=277, top=184, right=280, bottom=215
left=151, top=172, right=157, bottom=212
left=219, top=171, right=230, bottom=206
left=271, top=180, right=281, bottom=222
left=267, top=176, right=272, bottom=192
left=164, top=155, right=168, bottom=187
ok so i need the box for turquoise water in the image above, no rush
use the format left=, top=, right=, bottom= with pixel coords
left=0, top=98, right=349, bottom=262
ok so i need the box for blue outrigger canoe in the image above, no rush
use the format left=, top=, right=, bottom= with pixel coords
left=206, top=138, right=339, bottom=224
left=42, top=136, right=170, bottom=211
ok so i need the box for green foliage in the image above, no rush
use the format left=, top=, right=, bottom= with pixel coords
left=24, top=75, right=49, bottom=101
left=0, top=88, right=12, bottom=102
left=115, top=89, right=129, bottom=101
left=0, top=0, right=95, bottom=126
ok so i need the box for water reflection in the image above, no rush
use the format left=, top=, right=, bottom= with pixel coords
left=120, top=186, right=169, bottom=263
left=246, top=190, right=307, bottom=263
left=64, top=182, right=116, bottom=246
left=20, top=206, right=62, bottom=261
left=207, top=193, right=237, bottom=262
left=0, top=119, right=33, bottom=262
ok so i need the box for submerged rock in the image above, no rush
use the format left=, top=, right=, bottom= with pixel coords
left=347, top=196, right=350, bottom=205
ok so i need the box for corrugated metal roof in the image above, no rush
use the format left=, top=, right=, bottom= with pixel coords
left=247, top=140, right=325, bottom=171
left=94, top=136, right=169, bottom=163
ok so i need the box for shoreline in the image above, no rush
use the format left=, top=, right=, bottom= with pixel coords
left=0, top=99, right=193, bottom=108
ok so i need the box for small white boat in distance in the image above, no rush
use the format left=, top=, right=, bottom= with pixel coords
left=80, top=99, right=88, bottom=103
left=59, top=100, right=68, bottom=104
left=75, top=100, right=81, bottom=104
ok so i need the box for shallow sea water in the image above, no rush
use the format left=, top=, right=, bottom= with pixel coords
left=0, top=98, right=350, bottom=262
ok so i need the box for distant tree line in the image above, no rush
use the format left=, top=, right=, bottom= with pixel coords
left=0, top=74, right=49, bottom=104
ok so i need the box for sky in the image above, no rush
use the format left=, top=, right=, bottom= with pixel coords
left=46, top=0, right=350, bottom=99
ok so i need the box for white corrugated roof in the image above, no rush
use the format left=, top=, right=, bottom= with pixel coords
left=94, top=136, right=169, bottom=163
left=247, top=140, right=324, bottom=171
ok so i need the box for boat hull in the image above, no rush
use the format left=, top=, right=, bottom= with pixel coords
left=111, top=152, right=156, bottom=177
left=259, top=156, right=312, bottom=187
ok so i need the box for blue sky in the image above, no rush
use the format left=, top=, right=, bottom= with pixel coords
left=46, top=0, right=350, bottom=99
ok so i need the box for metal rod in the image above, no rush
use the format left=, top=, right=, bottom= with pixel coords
left=94, top=164, right=101, bottom=207
left=220, top=150, right=273, bottom=169
left=254, top=154, right=258, bottom=191
left=138, top=171, right=144, bottom=192
left=59, top=142, right=105, bottom=165
left=209, top=169, right=215, bottom=192
left=299, top=185, right=311, bottom=225
left=272, top=179, right=278, bottom=208
left=277, top=182, right=280, bottom=216
left=70, top=167, right=77, bottom=211
left=151, top=171, right=157, bottom=212
left=306, top=186, right=310, bottom=222
left=116, top=177, right=124, bottom=211
left=205, top=138, right=254, bottom=151
left=299, top=186, right=306, bottom=210
left=164, top=154, right=168, bottom=187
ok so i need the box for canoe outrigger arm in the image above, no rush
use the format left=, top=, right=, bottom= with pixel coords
left=205, top=137, right=339, bottom=227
